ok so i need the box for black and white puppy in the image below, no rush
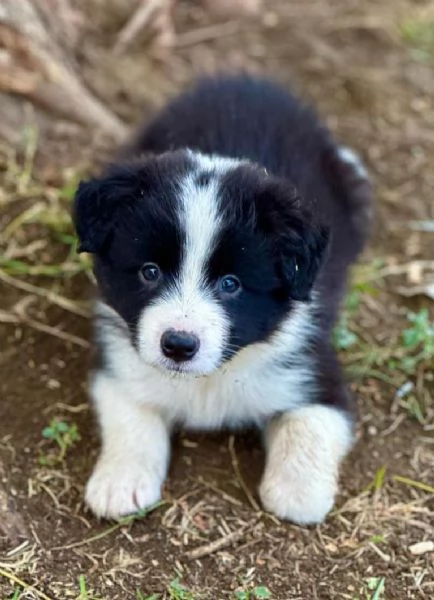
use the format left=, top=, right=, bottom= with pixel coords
left=74, top=75, right=372, bottom=524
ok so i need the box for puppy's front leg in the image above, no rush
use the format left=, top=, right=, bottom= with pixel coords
left=259, top=404, right=353, bottom=524
left=85, top=372, right=170, bottom=519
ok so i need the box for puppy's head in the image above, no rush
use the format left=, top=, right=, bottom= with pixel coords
left=74, top=150, right=328, bottom=376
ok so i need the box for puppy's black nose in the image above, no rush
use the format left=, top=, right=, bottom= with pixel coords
left=160, top=329, right=200, bottom=362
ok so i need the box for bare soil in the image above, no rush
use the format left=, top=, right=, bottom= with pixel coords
left=0, top=1, right=433, bottom=599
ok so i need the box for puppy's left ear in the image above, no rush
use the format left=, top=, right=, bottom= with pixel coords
left=279, top=221, right=329, bottom=301
left=277, top=219, right=329, bottom=301
left=256, top=176, right=330, bottom=301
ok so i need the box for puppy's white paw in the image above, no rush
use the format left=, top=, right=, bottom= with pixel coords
left=85, top=459, right=162, bottom=519
left=259, top=465, right=337, bottom=525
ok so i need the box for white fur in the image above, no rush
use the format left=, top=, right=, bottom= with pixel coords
left=85, top=371, right=170, bottom=518
left=188, top=150, right=245, bottom=174
left=95, top=298, right=316, bottom=430
left=337, top=147, right=368, bottom=179
left=259, top=404, right=353, bottom=524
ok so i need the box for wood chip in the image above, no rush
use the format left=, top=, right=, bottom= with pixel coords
left=408, top=541, right=434, bottom=556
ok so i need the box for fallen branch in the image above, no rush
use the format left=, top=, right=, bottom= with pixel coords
left=0, top=0, right=128, bottom=142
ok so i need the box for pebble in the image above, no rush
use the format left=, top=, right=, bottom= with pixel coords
left=408, top=541, right=434, bottom=556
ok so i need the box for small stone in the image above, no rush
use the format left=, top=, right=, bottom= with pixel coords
left=263, top=11, right=278, bottom=27
left=47, top=379, right=61, bottom=389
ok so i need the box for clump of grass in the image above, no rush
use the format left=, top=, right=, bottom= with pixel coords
left=401, top=308, right=434, bottom=369
left=367, top=576, right=386, bottom=600
left=333, top=288, right=362, bottom=351
left=234, top=586, right=272, bottom=599
left=391, top=308, right=433, bottom=424
left=167, top=579, right=196, bottom=600
left=136, top=578, right=196, bottom=600
left=365, top=466, right=387, bottom=494
left=39, top=419, right=80, bottom=466
left=334, top=264, right=433, bottom=424
left=1, top=128, right=90, bottom=282
left=333, top=280, right=378, bottom=351
left=77, top=575, right=102, bottom=600
left=352, top=576, right=385, bottom=600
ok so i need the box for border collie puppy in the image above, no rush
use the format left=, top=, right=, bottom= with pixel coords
left=74, top=75, right=372, bottom=524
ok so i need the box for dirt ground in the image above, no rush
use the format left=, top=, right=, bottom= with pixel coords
left=0, top=1, right=433, bottom=599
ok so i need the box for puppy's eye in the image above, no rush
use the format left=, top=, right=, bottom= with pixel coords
left=219, top=275, right=241, bottom=296
left=139, top=263, right=161, bottom=283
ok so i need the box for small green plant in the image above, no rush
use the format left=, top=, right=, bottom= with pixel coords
left=365, top=465, right=387, bottom=494
left=136, top=592, right=160, bottom=600
left=394, top=309, right=434, bottom=423
left=367, top=576, right=385, bottom=600
left=334, top=317, right=359, bottom=350
left=39, top=419, right=80, bottom=465
left=234, top=587, right=272, bottom=600
left=402, top=308, right=434, bottom=363
left=77, top=575, right=102, bottom=600
left=333, top=288, right=362, bottom=351
left=352, top=576, right=385, bottom=600
left=10, top=588, right=21, bottom=600
left=57, top=176, right=80, bottom=202
left=168, top=579, right=195, bottom=600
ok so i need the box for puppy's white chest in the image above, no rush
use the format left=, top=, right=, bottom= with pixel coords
left=124, top=358, right=312, bottom=430
left=95, top=301, right=315, bottom=430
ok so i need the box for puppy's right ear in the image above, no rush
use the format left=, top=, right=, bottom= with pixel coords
left=73, top=178, right=119, bottom=254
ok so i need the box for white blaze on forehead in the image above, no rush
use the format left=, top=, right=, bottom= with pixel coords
left=179, top=172, right=220, bottom=295
left=178, top=152, right=244, bottom=297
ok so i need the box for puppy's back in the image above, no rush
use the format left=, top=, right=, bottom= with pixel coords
left=132, top=75, right=329, bottom=182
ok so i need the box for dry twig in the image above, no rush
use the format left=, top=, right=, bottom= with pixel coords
left=0, top=0, right=128, bottom=141
left=185, top=518, right=259, bottom=560
left=114, top=0, right=174, bottom=55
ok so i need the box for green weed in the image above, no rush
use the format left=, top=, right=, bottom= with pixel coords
left=334, top=282, right=373, bottom=351
left=401, top=308, right=434, bottom=365
left=77, top=575, right=102, bottom=600
left=367, top=576, right=385, bottom=600
left=333, top=288, right=361, bottom=351
left=0, top=135, right=88, bottom=281
left=365, top=466, right=387, bottom=494
left=353, top=576, right=385, bottom=600
left=168, top=579, right=195, bottom=600
left=235, top=587, right=272, bottom=600
left=39, top=419, right=80, bottom=465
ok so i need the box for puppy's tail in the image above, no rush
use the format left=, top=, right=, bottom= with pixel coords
left=325, top=145, right=374, bottom=255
